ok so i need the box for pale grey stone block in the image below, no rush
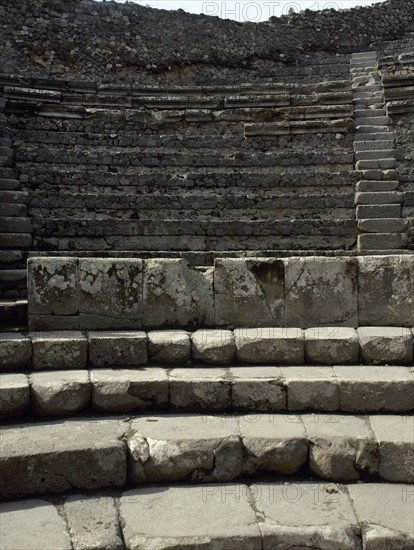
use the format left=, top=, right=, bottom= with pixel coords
left=148, top=330, right=190, bottom=364
left=284, top=366, right=339, bottom=412
left=88, top=331, right=148, bottom=367
left=234, top=328, right=305, bottom=365
left=305, top=327, right=359, bottom=365
left=0, top=373, right=29, bottom=418
left=169, top=368, right=231, bottom=411
left=229, top=366, right=286, bottom=411
left=358, top=327, right=413, bottom=364
left=191, top=329, right=235, bottom=365
left=0, top=333, right=31, bottom=371
left=31, top=331, right=88, bottom=370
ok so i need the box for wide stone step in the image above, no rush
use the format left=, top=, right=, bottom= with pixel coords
left=1, top=481, right=413, bottom=550
left=0, top=299, right=27, bottom=328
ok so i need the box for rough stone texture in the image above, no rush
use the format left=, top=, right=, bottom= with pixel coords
left=120, top=484, right=262, bottom=550
left=348, top=483, right=414, bottom=549
left=64, top=495, right=124, bottom=550
left=358, top=327, right=413, bottom=364
left=143, top=259, right=214, bottom=328
left=214, top=258, right=285, bottom=327
left=0, top=333, right=31, bottom=371
left=91, top=368, right=169, bottom=412
left=30, top=370, right=91, bottom=416
left=148, top=330, right=190, bottom=364
left=234, top=328, right=305, bottom=365
left=169, top=367, right=231, bottom=411
left=0, top=373, right=29, bottom=418
left=0, top=419, right=127, bottom=498
left=369, top=415, right=414, bottom=483
left=240, top=414, right=308, bottom=475
left=251, top=481, right=361, bottom=550
left=127, top=415, right=241, bottom=483
left=88, top=331, right=147, bottom=367
left=283, top=366, right=339, bottom=412
left=303, top=414, right=379, bottom=481
left=285, top=257, right=358, bottom=327
left=191, top=329, right=236, bottom=365
left=229, top=366, right=286, bottom=411
left=0, top=499, right=72, bottom=550
left=31, top=331, right=88, bottom=370
left=79, top=259, right=143, bottom=330
left=358, top=256, right=414, bottom=326
left=334, top=366, right=414, bottom=412
left=305, top=327, right=359, bottom=365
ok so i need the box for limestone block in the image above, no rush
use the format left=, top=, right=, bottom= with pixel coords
left=0, top=373, right=29, bottom=418
left=31, top=331, right=88, bottom=370
left=28, top=257, right=78, bottom=316
left=358, top=255, right=414, bottom=326
left=240, top=414, right=308, bottom=475
left=91, top=368, right=168, bottom=412
left=29, top=315, right=80, bottom=330
left=191, top=329, right=235, bottom=364
left=234, top=328, right=305, bottom=364
left=358, top=327, right=413, bottom=364
left=229, top=366, right=286, bottom=411
left=127, top=415, right=241, bottom=483
left=214, top=258, right=285, bottom=327
left=303, top=414, right=379, bottom=481
left=143, top=259, right=214, bottom=328
left=79, top=258, right=143, bottom=329
left=169, top=368, right=231, bottom=411
left=88, top=331, right=147, bottom=367
left=64, top=495, right=124, bottom=550
left=120, top=485, right=262, bottom=550
left=0, top=499, right=72, bottom=550
left=285, top=257, right=358, bottom=327
left=0, top=333, right=31, bottom=371
left=305, top=327, right=359, bottom=365
left=284, top=366, right=339, bottom=412
left=30, top=371, right=91, bottom=416
left=0, top=419, right=127, bottom=498
left=147, top=330, right=190, bottom=364
left=369, top=415, right=414, bottom=482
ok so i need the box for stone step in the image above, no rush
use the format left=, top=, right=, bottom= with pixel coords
left=0, top=233, right=32, bottom=249
left=354, top=116, right=390, bottom=125
left=355, top=149, right=395, bottom=161
left=354, top=108, right=386, bottom=117
left=0, top=269, right=27, bottom=292
left=354, top=132, right=393, bottom=142
left=356, top=125, right=390, bottom=133
left=353, top=140, right=394, bottom=152
left=355, top=180, right=399, bottom=192
left=0, top=217, right=33, bottom=233
left=357, top=218, right=406, bottom=233
left=355, top=192, right=402, bottom=205
left=0, top=299, right=28, bottom=328
left=356, top=204, right=402, bottom=218
left=361, top=168, right=398, bottom=180
left=356, top=158, right=396, bottom=170
left=0, top=179, right=20, bottom=190
left=0, top=203, right=27, bottom=217
left=358, top=233, right=406, bottom=250
left=0, top=190, right=29, bottom=204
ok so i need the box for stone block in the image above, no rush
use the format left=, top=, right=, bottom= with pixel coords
left=358, top=256, right=414, bottom=326
left=0, top=373, right=29, bottom=418
left=88, top=331, right=147, bottom=367
left=229, top=366, right=286, bottom=412
left=31, top=331, right=88, bottom=370
left=169, top=368, right=231, bottom=411
left=143, top=259, right=214, bottom=328
left=283, top=366, right=339, bottom=412
left=91, top=368, right=168, bottom=412
left=0, top=333, right=31, bottom=370
left=147, top=330, right=190, bottom=364
left=285, top=257, right=358, bottom=327
left=214, top=258, right=285, bottom=327
left=358, top=327, right=413, bottom=364
left=29, top=315, right=80, bottom=330
left=191, top=329, right=235, bottom=365
left=234, top=328, right=305, bottom=365
left=79, top=258, right=143, bottom=329
left=30, top=371, right=91, bottom=416
left=305, top=327, right=360, bottom=365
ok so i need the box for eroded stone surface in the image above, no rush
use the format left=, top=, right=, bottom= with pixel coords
left=305, top=327, right=359, bottom=365
left=283, top=366, right=339, bottom=411
left=358, top=327, right=413, bottom=364
left=0, top=333, right=31, bottom=371
left=234, top=328, right=305, bottom=365
left=31, top=331, right=88, bottom=370
left=191, top=329, right=236, bottom=365
left=148, top=330, right=191, bottom=364
left=0, top=373, right=29, bottom=418
left=88, top=331, right=148, bottom=367
left=229, top=366, right=286, bottom=411
left=169, top=368, right=231, bottom=411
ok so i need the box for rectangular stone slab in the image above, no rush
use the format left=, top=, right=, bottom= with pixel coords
left=0, top=373, right=29, bottom=418
left=0, top=333, right=31, bottom=371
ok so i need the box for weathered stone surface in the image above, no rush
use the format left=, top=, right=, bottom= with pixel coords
left=120, top=484, right=262, bottom=550
left=229, top=366, right=286, bottom=411
left=285, top=257, right=358, bottom=327
left=303, top=414, right=378, bottom=481
left=305, top=327, right=359, bottom=365
left=31, top=331, right=88, bottom=370
left=0, top=418, right=127, bottom=498
left=191, top=329, right=235, bottom=365
left=348, top=483, right=414, bottom=549
left=240, top=414, right=308, bottom=475
left=143, top=259, right=213, bottom=328
left=358, top=256, right=414, bottom=326
left=29, top=315, right=80, bottom=330
left=358, top=327, right=413, bottom=364
left=91, top=368, right=168, bottom=412
left=334, top=366, right=414, bottom=412
left=64, top=495, right=124, bottom=550
left=88, top=331, right=147, bottom=367
left=0, top=373, right=29, bottom=418
left=127, top=415, right=241, bottom=483
left=214, top=258, right=285, bottom=327
left=28, top=257, right=78, bottom=316
left=169, top=368, right=231, bottom=411
left=30, top=370, right=91, bottom=416
left=148, top=329, right=190, bottom=364
left=283, top=366, right=339, bottom=411
left=251, top=481, right=361, bottom=550
left=234, top=328, right=305, bottom=365
left=0, top=499, right=72, bottom=550
left=369, top=415, right=414, bottom=483
left=0, top=333, right=31, bottom=370
left=79, top=258, right=143, bottom=329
